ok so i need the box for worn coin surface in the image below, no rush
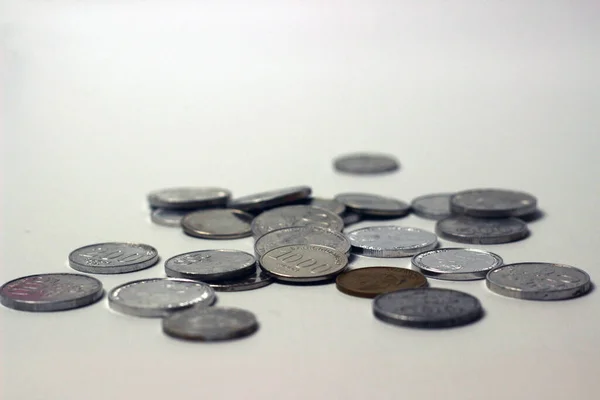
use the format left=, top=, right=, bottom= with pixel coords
left=412, top=248, right=503, bottom=281
left=163, top=307, right=259, bottom=341
left=333, top=153, right=399, bottom=174
left=336, top=267, right=428, bottom=298
left=450, top=188, right=537, bottom=218
left=229, top=186, right=312, bottom=211
left=165, top=250, right=256, bottom=282
left=436, top=216, right=529, bottom=244
left=304, top=198, right=346, bottom=215
left=208, top=267, right=273, bottom=292
left=147, top=187, right=231, bottom=210
left=254, top=226, right=351, bottom=257
left=347, top=226, right=438, bottom=258
left=486, top=262, right=592, bottom=300
left=373, top=288, right=483, bottom=328
left=335, top=193, right=410, bottom=217
left=182, top=209, right=253, bottom=239
left=69, top=242, right=159, bottom=274
left=411, top=193, right=453, bottom=220
left=151, top=208, right=192, bottom=227
left=0, top=273, right=104, bottom=312
left=251, top=205, right=344, bottom=237
left=108, top=278, right=216, bottom=317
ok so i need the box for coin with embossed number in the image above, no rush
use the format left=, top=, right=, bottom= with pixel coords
left=147, top=187, right=231, bottom=210
left=436, top=216, right=529, bottom=244
left=347, top=226, right=438, bottom=258
left=165, top=250, right=256, bottom=282
left=336, top=267, right=427, bottom=298
left=208, top=267, right=273, bottom=292
left=411, top=193, right=453, bottom=220
left=412, top=248, right=503, bottom=281
left=335, top=193, right=410, bottom=218
left=251, top=205, right=344, bottom=237
left=229, top=186, right=312, bottom=212
left=163, top=307, right=259, bottom=341
left=68, top=242, right=159, bottom=274
left=254, top=226, right=351, bottom=257
left=451, top=188, right=537, bottom=218
left=334, top=153, right=399, bottom=174
left=182, top=209, right=253, bottom=239
left=151, top=208, right=192, bottom=227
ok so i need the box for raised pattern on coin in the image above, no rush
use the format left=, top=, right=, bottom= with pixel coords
left=346, top=226, right=438, bottom=258
left=336, top=267, right=427, bottom=298
left=412, top=248, right=503, bottom=281
left=182, top=209, right=253, bottom=239
left=229, top=186, right=311, bottom=212
left=335, top=193, right=410, bottom=217
left=333, top=153, right=399, bottom=174
left=163, top=307, right=259, bottom=341
left=411, top=193, right=453, bottom=220
left=68, top=242, right=159, bottom=274
left=165, top=250, right=256, bottom=281
left=251, top=205, right=344, bottom=237
left=147, top=187, right=231, bottom=210
left=254, top=226, right=351, bottom=257
left=450, top=188, right=537, bottom=218
left=436, top=216, right=529, bottom=244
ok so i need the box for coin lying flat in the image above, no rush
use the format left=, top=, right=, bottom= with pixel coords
left=163, top=307, right=259, bottom=341
left=229, top=186, right=312, bottom=212
left=450, top=188, right=537, bottom=218
left=436, top=216, right=529, bottom=244
left=412, top=248, right=503, bottom=281
left=151, top=208, right=192, bottom=227
left=373, top=288, right=483, bottom=328
left=304, top=198, right=346, bottom=215
left=346, top=226, right=438, bottom=258
left=0, top=273, right=104, bottom=312
left=333, top=153, right=399, bottom=174
left=486, top=263, right=592, bottom=300
left=208, top=267, right=273, bottom=292
left=251, top=205, right=344, bottom=237
left=182, top=209, right=253, bottom=239
left=165, top=250, right=256, bottom=282
left=411, top=193, right=453, bottom=220
left=254, top=226, right=351, bottom=257
left=336, top=267, right=428, bottom=298
left=335, top=193, right=410, bottom=217
left=68, top=242, right=159, bottom=274
left=108, top=278, right=216, bottom=318
left=341, top=211, right=362, bottom=226
left=147, top=187, right=231, bottom=210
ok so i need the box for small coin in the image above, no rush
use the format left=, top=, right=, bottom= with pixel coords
left=335, top=193, right=410, bottom=217
left=336, top=267, right=428, bottom=298
left=450, top=188, right=538, bottom=218
left=259, top=244, right=348, bottom=283
left=251, top=205, right=344, bottom=237
left=341, top=211, right=362, bottom=226
left=229, top=186, right=312, bottom=212
left=147, top=187, right=231, bottom=210
left=0, top=273, right=104, bottom=312
left=304, top=198, right=346, bottom=215
left=486, top=262, right=592, bottom=300
left=163, top=307, right=259, bottom=341
left=108, top=278, right=216, bottom=317
left=333, top=153, right=399, bottom=174
left=436, top=216, right=529, bottom=244
left=254, top=226, right=351, bottom=257
left=182, top=209, right=253, bottom=239
left=411, top=193, right=453, bottom=220
left=208, top=267, right=273, bottom=292
left=373, top=288, right=483, bottom=328
left=165, top=250, right=256, bottom=282
left=68, top=242, right=159, bottom=274
left=151, top=208, right=192, bottom=227
left=346, top=226, right=438, bottom=258
left=412, top=248, right=503, bottom=281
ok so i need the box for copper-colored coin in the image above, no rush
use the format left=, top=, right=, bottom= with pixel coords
left=335, top=267, right=428, bottom=298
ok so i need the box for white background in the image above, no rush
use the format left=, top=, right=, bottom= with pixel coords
left=1, top=1, right=600, bottom=399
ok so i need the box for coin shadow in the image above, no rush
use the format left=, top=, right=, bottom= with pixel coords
left=519, top=209, right=545, bottom=223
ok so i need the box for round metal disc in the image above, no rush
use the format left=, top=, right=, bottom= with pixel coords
left=304, top=198, right=346, bottom=215
left=181, top=209, right=253, bottom=239
left=436, top=216, right=529, bottom=244
left=336, top=267, right=428, bottom=298
left=229, top=186, right=312, bottom=212
left=163, top=307, right=259, bottom=341
left=251, top=205, right=344, bottom=237
left=208, top=267, right=273, bottom=292
left=346, top=226, right=438, bottom=258
left=333, top=153, right=399, bottom=174
left=68, top=242, right=159, bottom=274
left=151, top=208, right=192, bottom=227
left=411, top=193, right=453, bottom=220
left=164, top=249, right=256, bottom=282
left=411, top=248, right=503, bottom=281
left=341, top=211, right=362, bottom=226
left=450, top=188, right=538, bottom=218
left=147, top=187, right=231, bottom=210
left=335, top=193, right=410, bottom=217
left=254, top=226, right=351, bottom=257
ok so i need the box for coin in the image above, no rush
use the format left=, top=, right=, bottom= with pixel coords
left=486, top=262, right=592, bottom=300
left=251, top=205, right=344, bottom=237
left=412, top=248, right=503, bottom=281
left=450, top=188, right=538, bottom=218
left=436, top=216, right=529, bottom=244
left=163, top=307, right=259, bottom=341
left=68, top=242, right=159, bottom=274
left=151, top=208, right=192, bottom=227
left=335, top=193, right=410, bottom=217
left=208, top=267, right=273, bottom=292
left=304, top=198, right=346, bottom=215
left=181, top=209, right=253, bottom=239
left=346, top=226, right=438, bottom=258
left=341, top=211, right=362, bottom=226
left=336, top=267, right=427, bottom=298
left=229, top=186, right=312, bottom=212
left=108, top=278, right=216, bottom=317
left=259, top=244, right=348, bottom=283
left=333, top=153, right=399, bottom=174
left=165, top=250, right=256, bottom=282
left=147, top=187, right=231, bottom=210
left=411, top=193, right=453, bottom=220
left=254, top=226, right=351, bottom=257
left=373, top=288, right=483, bottom=328
left=0, top=273, right=104, bottom=312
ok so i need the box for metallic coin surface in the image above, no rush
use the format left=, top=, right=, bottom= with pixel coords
left=341, top=211, right=362, bottom=226
left=436, top=216, right=529, bottom=244
left=333, top=153, right=399, bottom=174
left=347, top=226, right=438, bottom=258
left=165, top=250, right=256, bottom=281
left=151, top=208, right=193, bottom=227
left=251, top=205, right=344, bottom=237
left=68, top=242, right=159, bottom=274
left=229, top=186, right=312, bottom=211
left=412, top=248, right=503, bottom=281
left=0, top=273, right=104, bottom=312
left=373, top=288, right=483, bottom=328
left=411, top=193, right=453, bottom=220
left=108, top=278, right=216, bottom=317
left=147, top=187, right=231, bottom=210
left=305, top=198, right=346, bottom=215
left=450, top=188, right=538, bottom=218
left=336, top=267, right=428, bottom=298
left=486, top=262, right=592, bottom=300
left=260, top=244, right=348, bottom=282
left=163, top=307, right=258, bottom=341
left=335, top=193, right=410, bottom=217
left=254, top=226, right=351, bottom=257
left=208, top=267, right=273, bottom=292
left=182, top=209, right=253, bottom=239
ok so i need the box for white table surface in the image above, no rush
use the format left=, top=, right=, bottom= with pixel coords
left=2, top=1, right=600, bottom=399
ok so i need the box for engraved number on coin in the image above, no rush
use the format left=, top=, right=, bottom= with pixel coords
left=78, top=246, right=152, bottom=266
left=269, top=248, right=331, bottom=274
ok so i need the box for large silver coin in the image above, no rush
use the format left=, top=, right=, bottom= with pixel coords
left=0, top=273, right=103, bottom=312
left=450, top=188, right=537, bottom=218
left=411, top=193, right=453, bottom=220
left=147, top=187, right=231, bottom=210
left=412, top=248, right=503, bottom=281
left=373, top=288, right=483, bottom=328
left=347, top=226, right=438, bottom=258
left=436, top=216, right=529, bottom=244
left=151, top=208, right=192, bottom=227
left=165, top=250, right=256, bottom=282
left=181, top=209, right=253, bottom=239
left=208, top=267, right=273, bottom=292
left=305, top=198, right=346, bottom=215
left=251, top=205, right=344, bottom=237
left=486, top=262, right=592, bottom=300
left=335, top=193, right=410, bottom=217
left=254, top=226, right=351, bottom=257
left=163, top=307, right=259, bottom=341
left=333, top=153, right=399, bottom=174
left=260, top=244, right=348, bottom=283
left=68, top=242, right=159, bottom=274
left=108, top=278, right=216, bottom=317
left=229, top=186, right=311, bottom=212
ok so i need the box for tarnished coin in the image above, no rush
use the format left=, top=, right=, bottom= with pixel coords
left=251, top=205, right=344, bottom=237
left=412, top=248, right=503, bottom=281
left=336, top=267, right=427, bottom=298
left=373, top=288, right=483, bottom=328
left=208, top=267, right=273, bottom=292
left=347, top=226, right=438, bottom=258
left=151, top=208, right=192, bottom=227
left=436, top=216, right=529, bottom=244
left=229, top=186, right=311, bottom=212
left=260, top=244, right=348, bottom=282
left=108, top=278, right=215, bottom=317
left=68, top=242, right=159, bottom=274
left=486, top=263, right=592, bottom=300
left=341, top=211, right=362, bottom=226
left=0, top=273, right=103, bottom=312
left=304, top=198, right=346, bottom=215
left=165, top=250, right=256, bottom=282
left=451, top=188, right=538, bottom=218
left=147, top=187, right=231, bottom=210
left=163, top=307, right=259, bottom=341
left=182, top=209, right=253, bottom=239
left=254, top=226, right=351, bottom=257
left=334, top=153, right=399, bottom=174
left=335, top=193, right=410, bottom=217
left=411, top=193, right=453, bottom=220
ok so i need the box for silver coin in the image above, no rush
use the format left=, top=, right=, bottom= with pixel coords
left=347, top=226, right=438, bottom=258
left=108, top=278, right=216, bottom=318
left=254, top=226, right=351, bottom=257
left=341, top=211, right=362, bottom=226
left=181, top=209, right=253, bottom=239
left=165, top=250, right=256, bottom=282
left=486, top=262, right=592, bottom=300
left=229, top=186, right=312, bottom=211
left=335, top=193, right=410, bottom=217
left=163, top=307, right=258, bottom=341
left=412, top=248, right=503, bottom=281
left=251, top=205, right=344, bottom=237
left=436, top=216, right=529, bottom=244
left=305, top=198, right=346, bottom=215
left=451, top=188, right=538, bottom=218
left=147, top=187, right=231, bottom=210
left=333, top=153, right=399, bottom=174
left=151, top=208, right=192, bottom=227
left=68, top=242, right=159, bottom=274
left=411, top=193, right=453, bottom=220
left=373, top=288, right=483, bottom=328
left=0, top=273, right=104, bottom=312
left=208, top=267, right=273, bottom=292
left=260, top=244, right=348, bottom=283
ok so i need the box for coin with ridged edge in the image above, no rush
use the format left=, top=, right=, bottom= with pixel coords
left=450, top=188, right=537, bottom=218
left=208, top=267, right=273, bottom=292
left=251, top=205, right=344, bottom=237
left=336, top=267, right=427, bottom=298
left=335, top=193, right=410, bottom=217
left=412, top=248, right=503, bottom=281
left=165, top=250, right=256, bottom=282
left=163, top=307, right=259, bottom=341
left=147, top=187, right=231, bottom=210
left=68, top=242, right=159, bottom=274
left=182, top=209, right=253, bottom=239
left=334, top=153, right=399, bottom=174
left=229, top=186, right=311, bottom=212
left=254, top=226, right=351, bottom=257
left=347, top=226, right=438, bottom=258
left=436, top=216, right=529, bottom=244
